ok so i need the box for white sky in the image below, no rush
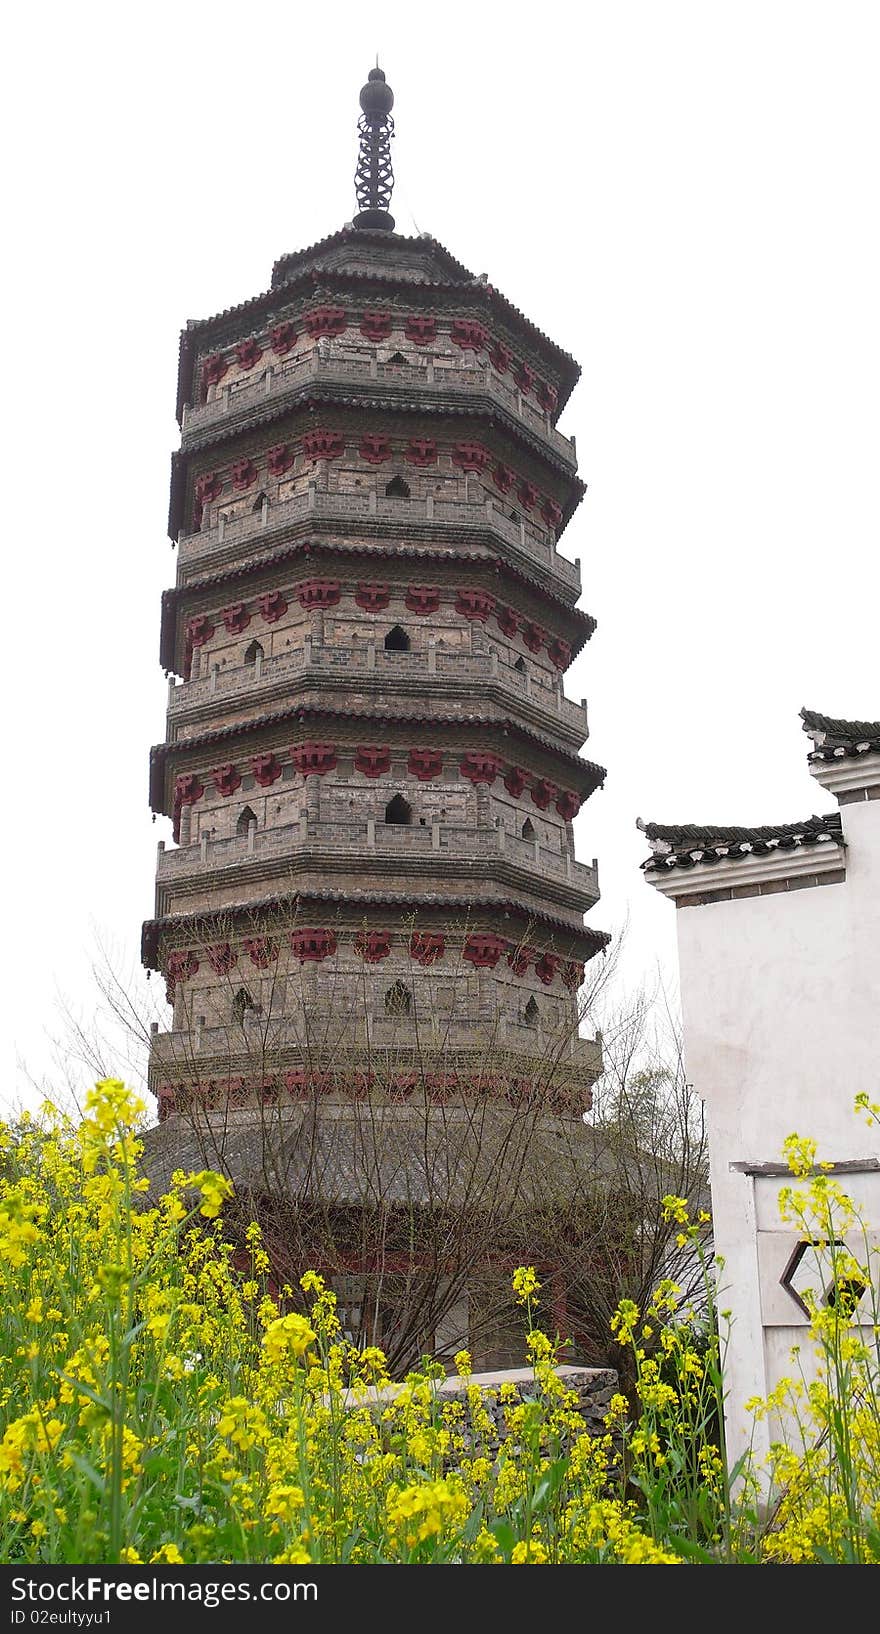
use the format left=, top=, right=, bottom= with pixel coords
left=4, top=1, right=878, bottom=1110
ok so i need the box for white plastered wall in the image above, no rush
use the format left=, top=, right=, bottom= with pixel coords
left=663, top=781, right=880, bottom=1474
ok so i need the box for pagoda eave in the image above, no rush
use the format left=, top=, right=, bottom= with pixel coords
left=141, top=889, right=609, bottom=971
left=175, top=230, right=581, bottom=426
left=160, top=544, right=595, bottom=675
left=153, top=847, right=600, bottom=922
left=168, top=401, right=585, bottom=543
left=165, top=673, right=589, bottom=756
left=149, top=709, right=606, bottom=817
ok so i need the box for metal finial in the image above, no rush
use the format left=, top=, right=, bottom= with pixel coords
left=353, top=65, right=395, bottom=231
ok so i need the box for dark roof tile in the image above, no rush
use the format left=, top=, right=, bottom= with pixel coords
left=801, top=707, right=880, bottom=760
left=637, top=813, right=843, bottom=872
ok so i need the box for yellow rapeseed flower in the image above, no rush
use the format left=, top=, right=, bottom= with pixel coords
left=512, top=1267, right=541, bottom=1306
left=262, top=1313, right=317, bottom=1367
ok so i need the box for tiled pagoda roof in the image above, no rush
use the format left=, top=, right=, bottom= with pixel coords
left=175, top=228, right=581, bottom=424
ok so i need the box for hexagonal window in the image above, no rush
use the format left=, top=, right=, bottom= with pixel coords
left=780, top=1238, right=869, bottom=1319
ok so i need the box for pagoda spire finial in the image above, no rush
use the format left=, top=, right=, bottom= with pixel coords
left=353, top=64, right=395, bottom=231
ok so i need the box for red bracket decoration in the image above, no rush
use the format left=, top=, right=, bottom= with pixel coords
left=562, top=960, right=584, bottom=991
left=355, top=745, right=391, bottom=779
left=283, top=1068, right=331, bottom=1098
left=235, top=337, right=263, bottom=371
left=267, top=443, right=295, bottom=477
left=252, top=753, right=282, bottom=787
left=493, top=462, right=516, bottom=494
left=547, top=637, right=571, bottom=670
left=555, top=790, right=581, bottom=821
left=174, top=772, right=204, bottom=807
left=298, top=578, right=341, bottom=610
left=186, top=614, right=214, bottom=648
left=165, top=950, right=199, bottom=989
left=503, top=766, right=528, bottom=798
left=290, top=928, right=337, bottom=962
left=521, top=620, right=545, bottom=653
left=291, top=742, right=337, bottom=776
left=355, top=583, right=390, bottom=611
left=541, top=497, right=563, bottom=529
left=195, top=471, right=223, bottom=505
left=231, top=458, right=258, bottom=491
left=408, top=747, right=443, bottom=781
left=201, top=354, right=228, bottom=394
left=359, top=432, right=392, bottom=465
left=452, top=440, right=490, bottom=473
left=536, top=380, right=558, bottom=414
left=518, top=480, right=540, bottom=511
left=244, top=936, right=279, bottom=968
left=460, top=751, right=503, bottom=786
left=259, top=590, right=288, bottom=623
left=531, top=778, right=557, bottom=810
left=213, top=764, right=242, bottom=797
left=489, top=341, right=512, bottom=373
left=425, top=1075, right=456, bottom=1104
left=302, top=429, right=344, bottom=461
left=270, top=321, right=297, bottom=355
left=305, top=307, right=347, bottom=338
left=535, top=952, right=561, bottom=986
left=513, top=361, right=536, bottom=395
left=404, top=314, right=436, bottom=345
left=450, top=318, right=488, bottom=352
left=166, top=949, right=199, bottom=982
left=507, top=945, right=534, bottom=976
left=455, top=588, right=495, bottom=622
left=405, top=437, right=437, bottom=467
left=389, top=1073, right=417, bottom=1101
left=354, top=929, right=392, bottom=963
left=405, top=586, right=440, bottom=615
left=410, top=931, right=445, bottom=966
left=207, top=943, right=237, bottom=975
left=495, top=605, right=519, bottom=638
left=360, top=310, right=392, bottom=341
left=220, top=603, right=250, bottom=634
left=462, top=933, right=507, bottom=969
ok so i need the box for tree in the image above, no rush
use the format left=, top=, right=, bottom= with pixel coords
left=28, top=922, right=709, bottom=1379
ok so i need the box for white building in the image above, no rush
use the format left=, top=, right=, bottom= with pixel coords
left=639, top=708, right=880, bottom=1474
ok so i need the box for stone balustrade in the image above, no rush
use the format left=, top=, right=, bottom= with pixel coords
left=180, top=349, right=575, bottom=462
left=149, top=1011, right=602, bottom=1066
left=155, top=818, right=599, bottom=899
left=176, top=486, right=582, bottom=598
left=168, top=641, right=588, bottom=741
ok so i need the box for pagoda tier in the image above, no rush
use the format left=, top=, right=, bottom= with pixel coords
left=144, top=889, right=604, bottom=1121
left=145, top=89, right=607, bottom=1120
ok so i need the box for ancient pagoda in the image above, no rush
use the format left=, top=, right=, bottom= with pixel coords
left=142, top=70, right=609, bottom=1366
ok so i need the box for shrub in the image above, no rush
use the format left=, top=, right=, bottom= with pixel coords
left=0, top=1082, right=878, bottom=1564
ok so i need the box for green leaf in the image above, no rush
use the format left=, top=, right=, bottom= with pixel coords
left=530, top=1456, right=570, bottom=1515
left=140, top=1450, right=178, bottom=1478
left=668, top=1534, right=714, bottom=1563
left=65, top=1451, right=106, bottom=1496
left=57, top=1373, right=111, bottom=1414
left=490, top=1519, right=516, bottom=1562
